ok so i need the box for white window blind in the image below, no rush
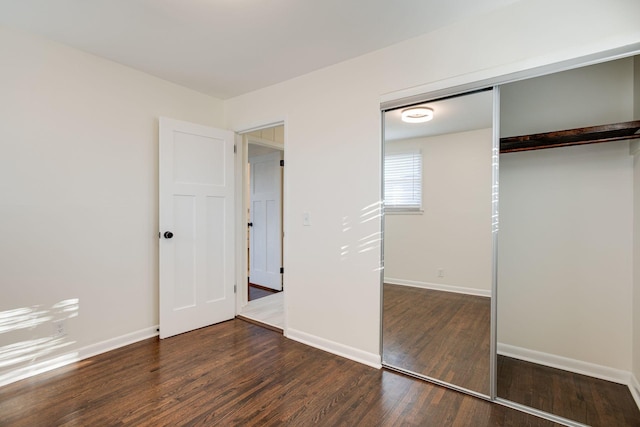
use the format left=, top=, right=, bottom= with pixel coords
left=384, top=151, right=422, bottom=212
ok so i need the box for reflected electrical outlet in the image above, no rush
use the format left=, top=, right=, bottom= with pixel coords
left=52, top=320, right=66, bottom=338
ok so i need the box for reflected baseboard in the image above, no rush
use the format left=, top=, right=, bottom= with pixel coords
left=384, top=277, right=491, bottom=298
left=497, top=342, right=629, bottom=384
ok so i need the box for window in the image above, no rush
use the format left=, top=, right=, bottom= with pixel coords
left=384, top=150, right=422, bottom=213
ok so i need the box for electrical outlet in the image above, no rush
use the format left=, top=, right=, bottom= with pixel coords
left=437, top=268, right=444, bottom=278
left=52, top=320, right=66, bottom=338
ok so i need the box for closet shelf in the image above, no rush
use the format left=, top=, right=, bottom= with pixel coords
left=500, top=120, right=640, bottom=153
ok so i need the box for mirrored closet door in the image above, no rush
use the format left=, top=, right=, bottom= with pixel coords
left=381, top=53, right=640, bottom=426
left=381, top=89, right=496, bottom=396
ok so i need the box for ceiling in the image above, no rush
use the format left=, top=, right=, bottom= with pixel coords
left=0, top=0, right=518, bottom=99
left=385, top=90, right=494, bottom=141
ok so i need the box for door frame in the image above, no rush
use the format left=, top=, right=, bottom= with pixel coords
left=234, top=123, right=287, bottom=330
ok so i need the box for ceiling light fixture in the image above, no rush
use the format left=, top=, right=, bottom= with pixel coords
left=401, top=107, right=434, bottom=123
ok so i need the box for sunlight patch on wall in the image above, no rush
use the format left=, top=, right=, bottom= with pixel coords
left=340, top=201, right=383, bottom=263
left=0, top=299, right=79, bottom=386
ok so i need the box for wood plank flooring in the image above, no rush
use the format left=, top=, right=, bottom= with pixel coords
left=238, top=292, right=284, bottom=330
left=383, top=283, right=491, bottom=395
left=498, top=355, right=640, bottom=427
left=0, top=319, right=559, bottom=427
left=248, top=283, right=279, bottom=301
left=383, top=283, right=640, bottom=426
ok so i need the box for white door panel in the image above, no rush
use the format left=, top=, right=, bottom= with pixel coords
left=159, top=118, right=235, bottom=339
left=249, top=151, right=283, bottom=290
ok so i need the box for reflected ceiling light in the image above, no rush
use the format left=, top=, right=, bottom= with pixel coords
left=401, top=107, right=433, bottom=123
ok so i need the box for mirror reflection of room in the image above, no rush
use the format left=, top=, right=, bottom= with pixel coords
left=382, top=90, right=494, bottom=396
left=497, top=56, right=640, bottom=426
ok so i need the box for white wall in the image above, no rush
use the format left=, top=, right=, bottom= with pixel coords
left=498, top=57, right=636, bottom=371
left=225, top=0, right=640, bottom=362
left=498, top=142, right=633, bottom=369
left=0, top=26, right=225, bottom=383
left=384, top=129, right=493, bottom=295
left=501, top=57, right=635, bottom=137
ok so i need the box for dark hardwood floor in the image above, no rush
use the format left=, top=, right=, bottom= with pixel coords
left=383, top=283, right=491, bottom=395
left=0, top=319, right=560, bottom=426
left=248, top=282, right=279, bottom=301
left=498, top=355, right=640, bottom=427
left=382, top=283, right=640, bottom=426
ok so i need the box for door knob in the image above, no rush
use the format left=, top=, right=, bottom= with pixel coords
left=164, top=231, right=174, bottom=239
left=248, top=222, right=253, bottom=227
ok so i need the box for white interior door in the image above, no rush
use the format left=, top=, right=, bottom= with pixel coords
left=159, top=117, right=235, bottom=339
left=249, top=151, right=283, bottom=290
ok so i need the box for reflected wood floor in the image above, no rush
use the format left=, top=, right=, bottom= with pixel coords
left=498, top=355, right=640, bottom=427
left=0, top=319, right=559, bottom=426
left=383, top=283, right=491, bottom=395
left=382, top=284, right=640, bottom=426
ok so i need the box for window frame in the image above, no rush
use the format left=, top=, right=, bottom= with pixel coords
left=383, top=149, right=423, bottom=214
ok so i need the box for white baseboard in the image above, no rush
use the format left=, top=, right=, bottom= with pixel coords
left=287, top=328, right=381, bottom=369
left=497, top=342, right=630, bottom=385
left=0, top=325, right=158, bottom=388
left=77, top=325, right=159, bottom=360
left=0, top=352, right=80, bottom=388
left=629, top=373, right=640, bottom=412
left=384, top=277, right=491, bottom=298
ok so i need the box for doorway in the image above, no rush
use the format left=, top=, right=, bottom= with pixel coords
left=238, top=124, right=285, bottom=331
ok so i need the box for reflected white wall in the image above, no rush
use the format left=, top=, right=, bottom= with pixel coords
left=384, top=129, right=493, bottom=295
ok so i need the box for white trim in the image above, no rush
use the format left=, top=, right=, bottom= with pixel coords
left=380, top=42, right=640, bottom=109
left=384, top=277, right=491, bottom=298
left=287, top=328, right=381, bottom=369
left=236, top=133, right=250, bottom=314
left=78, top=326, right=158, bottom=360
left=497, top=342, right=630, bottom=385
left=0, top=326, right=158, bottom=388
left=236, top=120, right=289, bottom=332
left=236, top=120, right=285, bottom=135
left=0, top=352, right=79, bottom=388
left=630, top=373, right=640, bottom=411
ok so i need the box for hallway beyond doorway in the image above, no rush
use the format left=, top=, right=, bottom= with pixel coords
left=238, top=292, right=284, bottom=331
